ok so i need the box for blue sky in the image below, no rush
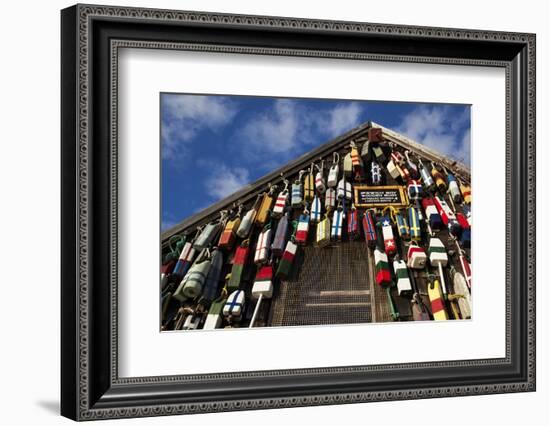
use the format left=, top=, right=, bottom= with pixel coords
left=161, top=94, right=470, bottom=230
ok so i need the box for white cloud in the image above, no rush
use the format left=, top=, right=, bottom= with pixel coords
left=238, top=99, right=300, bottom=154
left=397, top=105, right=471, bottom=164
left=204, top=164, right=250, bottom=201
left=161, top=95, right=238, bottom=160
left=320, top=102, right=364, bottom=137
left=237, top=99, right=365, bottom=157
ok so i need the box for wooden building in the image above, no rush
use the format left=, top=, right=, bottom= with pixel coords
left=160, top=121, right=472, bottom=330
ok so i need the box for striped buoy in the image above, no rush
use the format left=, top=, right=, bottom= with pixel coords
left=272, top=182, right=289, bottom=219
left=393, top=259, right=413, bottom=296
left=161, top=260, right=175, bottom=291
left=316, top=215, right=331, bottom=247
left=418, top=159, right=435, bottom=192
left=396, top=210, right=410, bottom=240
left=325, top=187, right=336, bottom=211
left=254, top=226, right=272, bottom=264
left=327, top=152, right=339, bottom=188
left=374, top=248, right=392, bottom=286
left=390, top=150, right=406, bottom=166
left=304, top=165, right=315, bottom=203
left=428, top=237, right=449, bottom=298
left=431, top=163, right=447, bottom=192
left=337, top=177, right=352, bottom=201
left=331, top=207, right=345, bottom=241
left=459, top=179, right=472, bottom=204
left=370, top=161, right=383, bottom=185
left=291, top=174, right=304, bottom=208
left=427, top=278, right=448, bottom=320
left=407, top=179, right=423, bottom=201
left=407, top=206, right=422, bottom=242
left=276, top=239, right=298, bottom=279
left=271, top=213, right=289, bottom=257
left=380, top=215, right=396, bottom=255
left=310, top=195, right=322, bottom=223
left=362, top=209, right=377, bottom=248
left=223, top=289, right=245, bottom=320
left=172, top=241, right=196, bottom=277
left=250, top=265, right=274, bottom=327
left=421, top=197, right=443, bottom=230
left=227, top=240, right=250, bottom=292
left=295, top=213, right=310, bottom=245
left=203, top=298, right=226, bottom=330
left=433, top=194, right=461, bottom=236
left=347, top=206, right=360, bottom=240
left=218, top=212, right=240, bottom=250
left=407, top=243, right=427, bottom=269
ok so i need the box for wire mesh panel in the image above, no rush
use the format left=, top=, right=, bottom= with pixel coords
left=270, top=241, right=389, bottom=326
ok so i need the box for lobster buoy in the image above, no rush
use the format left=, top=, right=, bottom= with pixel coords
left=427, top=278, right=448, bottom=321
left=227, top=241, right=250, bottom=292
left=304, top=166, right=315, bottom=203
left=271, top=213, right=289, bottom=257
left=362, top=210, right=377, bottom=249
left=325, top=188, right=336, bottom=211
left=421, top=197, right=443, bottom=230
left=407, top=179, right=423, bottom=201
left=200, top=248, right=224, bottom=306
left=374, top=248, right=392, bottom=286
left=460, top=180, right=472, bottom=204
left=327, top=152, right=339, bottom=188
left=380, top=215, right=396, bottom=255
left=172, top=241, right=196, bottom=277
left=433, top=194, right=462, bottom=237
left=276, top=240, right=298, bottom=279
left=223, top=290, right=246, bottom=321
left=194, top=222, right=222, bottom=252
left=175, top=255, right=212, bottom=301
left=347, top=206, right=360, bottom=240
left=316, top=215, right=331, bottom=247
left=418, top=159, right=435, bottom=192
left=310, top=195, right=322, bottom=223
left=331, top=207, right=345, bottom=241
left=254, top=226, right=272, bottom=264
left=295, top=213, right=310, bottom=245
left=447, top=173, right=462, bottom=204
left=407, top=243, right=427, bottom=269
left=393, top=259, right=413, bottom=296
left=272, top=185, right=289, bottom=219
left=370, top=161, right=383, bottom=185
left=407, top=206, right=422, bottom=242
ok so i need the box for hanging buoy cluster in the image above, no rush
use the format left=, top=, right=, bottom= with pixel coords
left=161, top=126, right=472, bottom=330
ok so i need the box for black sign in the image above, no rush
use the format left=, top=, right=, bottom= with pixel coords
left=354, top=185, right=408, bottom=207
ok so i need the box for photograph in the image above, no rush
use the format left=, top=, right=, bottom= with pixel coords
left=159, top=94, right=473, bottom=330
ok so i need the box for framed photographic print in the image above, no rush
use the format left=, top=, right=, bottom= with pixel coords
left=61, top=4, right=536, bottom=421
